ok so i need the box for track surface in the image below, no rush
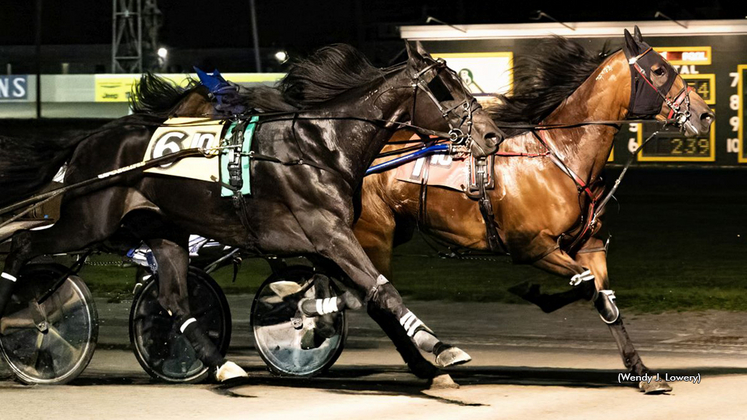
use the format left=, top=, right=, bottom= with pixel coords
left=2, top=296, right=747, bottom=419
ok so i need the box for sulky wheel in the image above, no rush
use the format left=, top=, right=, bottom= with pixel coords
left=129, top=266, right=231, bottom=383
left=251, top=265, right=347, bottom=376
left=0, top=263, right=98, bottom=385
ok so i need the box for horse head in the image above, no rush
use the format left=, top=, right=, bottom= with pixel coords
left=623, top=26, right=714, bottom=136
left=404, top=41, right=502, bottom=157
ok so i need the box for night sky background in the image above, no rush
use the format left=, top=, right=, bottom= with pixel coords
left=1, top=0, right=746, bottom=68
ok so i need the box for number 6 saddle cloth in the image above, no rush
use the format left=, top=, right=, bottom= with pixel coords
left=142, top=117, right=256, bottom=197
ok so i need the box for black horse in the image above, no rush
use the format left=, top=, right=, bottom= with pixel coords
left=0, top=42, right=501, bottom=381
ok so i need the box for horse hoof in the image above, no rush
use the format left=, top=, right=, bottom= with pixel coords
left=639, top=379, right=672, bottom=394
left=215, top=361, right=248, bottom=382
left=270, top=281, right=303, bottom=298
left=429, top=374, right=459, bottom=389
left=435, top=346, right=472, bottom=368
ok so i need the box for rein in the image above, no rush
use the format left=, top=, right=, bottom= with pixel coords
left=0, top=148, right=208, bottom=230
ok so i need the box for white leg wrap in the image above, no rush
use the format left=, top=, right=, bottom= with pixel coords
left=399, top=311, right=424, bottom=338
left=1, top=272, right=17, bottom=282
left=408, top=320, right=423, bottom=337
left=179, top=317, right=197, bottom=334
left=323, top=297, right=338, bottom=314
left=376, top=274, right=389, bottom=285
left=315, top=297, right=339, bottom=315
left=413, top=329, right=438, bottom=352
left=569, top=269, right=595, bottom=287
left=400, top=311, right=414, bottom=327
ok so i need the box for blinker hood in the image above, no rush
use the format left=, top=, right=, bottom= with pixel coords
left=623, top=33, right=677, bottom=118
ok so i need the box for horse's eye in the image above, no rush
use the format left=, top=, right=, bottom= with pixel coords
left=652, top=67, right=666, bottom=76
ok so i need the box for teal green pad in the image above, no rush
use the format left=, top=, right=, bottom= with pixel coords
left=221, top=116, right=258, bottom=197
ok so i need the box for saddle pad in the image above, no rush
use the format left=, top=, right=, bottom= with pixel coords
left=143, top=118, right=225, bottom=182
left=143, top=117, right=258, bottom=197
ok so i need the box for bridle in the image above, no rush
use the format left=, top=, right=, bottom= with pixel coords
left=627, top=47, right=694, bottom=129
left=409, top=58, right=480, bottom=148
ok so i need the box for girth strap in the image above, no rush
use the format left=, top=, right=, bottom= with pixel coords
left=227, top=119, right=249, bottom=191
left=474, top=158, right=507, bottom=254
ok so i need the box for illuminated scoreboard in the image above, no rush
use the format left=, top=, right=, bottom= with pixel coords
left=635, top=121, right=716, bottom=162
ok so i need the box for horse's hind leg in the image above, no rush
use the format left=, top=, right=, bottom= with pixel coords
left=575, top=242, right=672, bottom=394
left=142, top=235, right=247, bottom=382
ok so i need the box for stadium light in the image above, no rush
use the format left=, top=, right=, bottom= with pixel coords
left=274, top=50, right=289, bottom=64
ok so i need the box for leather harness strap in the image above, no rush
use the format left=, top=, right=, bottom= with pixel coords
left=474, top=158, right=508, bottom=254
left=530, top=130, right=604, bottom=254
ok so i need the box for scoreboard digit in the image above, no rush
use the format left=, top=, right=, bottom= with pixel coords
left=635, top=110, right=716, bottom=162
left=682, top=74, right=716, bottom=105
left=739, top=65, right=747, bottom=163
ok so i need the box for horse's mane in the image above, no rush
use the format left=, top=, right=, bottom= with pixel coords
left=129, top=74, right=203, bottom=116
left=488, top=37, right=612, bottom=136
left=130, top=44, right=384, bottom=116
left=278, top=43, right=384, bottom=109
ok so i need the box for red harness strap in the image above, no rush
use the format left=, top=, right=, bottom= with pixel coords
left=532, top=130, right=604, bottom=253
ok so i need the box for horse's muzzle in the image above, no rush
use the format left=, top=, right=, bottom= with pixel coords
left=682, top=108, right=714, bottom=137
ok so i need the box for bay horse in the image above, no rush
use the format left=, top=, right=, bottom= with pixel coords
left=0, top=42, right=501, bottom=382
left=354, top=28, right=713, bottom=393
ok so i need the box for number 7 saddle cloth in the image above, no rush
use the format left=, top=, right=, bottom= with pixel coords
left=394, top=152, right=495, bottom=193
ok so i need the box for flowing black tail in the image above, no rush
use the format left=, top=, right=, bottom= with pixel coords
left=0, top=132, right=88, bottom=208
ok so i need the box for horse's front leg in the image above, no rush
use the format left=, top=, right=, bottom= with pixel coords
left=353, top=187, right=450, bottom=385
left=576, top=242, right=672, bottom=394
left=512, top=246, right=598, bottom=312
left=143, top=237, right=247, bottom=382
left=299, top=214, right=471, bottom=370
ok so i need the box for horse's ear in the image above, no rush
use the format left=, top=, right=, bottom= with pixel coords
left=405, top=41, right=429, bottom=72
left=415, top=41, right=433, bottom=60
left=405, top=41, right=431, bottom=64
left=624, top=29, right=639, bottom=56
left=633, top=25, right=644, bottom=42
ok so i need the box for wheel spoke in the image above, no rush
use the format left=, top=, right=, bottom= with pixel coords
left=44, top=291, right=81, bottom=325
